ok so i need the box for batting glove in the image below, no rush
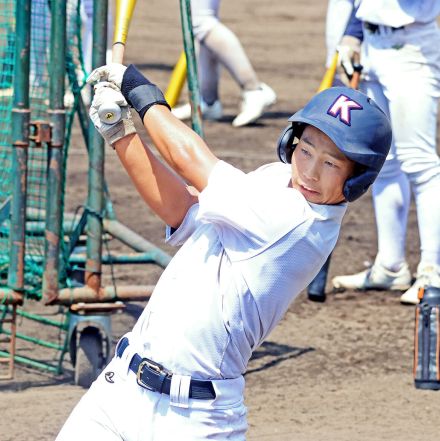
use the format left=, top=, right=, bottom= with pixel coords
left=89, top=82, right=137, bottom=148
left=120, top=64, right=170, bottom=120
left=336, top=35, right=362, bottom=86
left=87, top=63, right=127, bottom=89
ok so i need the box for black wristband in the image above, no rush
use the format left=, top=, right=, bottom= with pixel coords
left=121, top=64, right=170, bottom=119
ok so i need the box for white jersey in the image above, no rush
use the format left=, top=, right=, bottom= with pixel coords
left=355, top=0, right=440, bottom=28
left=127, top=161, right=346, bottom=380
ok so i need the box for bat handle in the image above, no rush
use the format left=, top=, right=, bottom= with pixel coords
left=98, top=43, right=126, bottom=125
left=111, top=42, right=125, bottom=64
left=98, top=102, right=122, bottom=124
left=349, top=64, right=363, bottom=90
left=349, top=52, right=363, bottom=90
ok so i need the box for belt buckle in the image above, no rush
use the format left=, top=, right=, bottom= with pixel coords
left=136, top=358, right=171, bottom=391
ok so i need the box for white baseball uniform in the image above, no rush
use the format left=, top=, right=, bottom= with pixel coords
left=190, top=0, right=260, bottom=104
left=57, top=161, right=347, bottom=440
left=80, top=0, right=113, bottom=74
left=353, top=0, right=440, bottom=271
left=325, top=0, right=354, bottom=68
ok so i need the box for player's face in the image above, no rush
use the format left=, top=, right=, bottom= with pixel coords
left=290, top=125, right=355, bottom=204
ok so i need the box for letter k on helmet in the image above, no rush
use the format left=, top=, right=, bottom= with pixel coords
left=327, top=94, right=363, bottom=126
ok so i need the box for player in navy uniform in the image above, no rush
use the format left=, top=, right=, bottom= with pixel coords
left=56, top=64, right=391, bottom=440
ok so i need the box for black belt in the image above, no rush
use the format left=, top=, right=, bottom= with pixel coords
left=116, top=337, right=216, bottom=400
left=364, top=22, right=405, bottom=34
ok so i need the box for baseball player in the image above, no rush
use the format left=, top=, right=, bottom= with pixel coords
left=325, top=0, right=354, bottom=70
left=56, top=64, right=391, bottom=440
left=331, top=0, right=440, bottom=305
left=172, top=0, right=276, bottom=127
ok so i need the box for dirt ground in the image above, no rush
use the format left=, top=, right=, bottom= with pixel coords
left=1, top=0, right=440, bottom=440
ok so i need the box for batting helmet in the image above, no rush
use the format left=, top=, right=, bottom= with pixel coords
left=277, top=87, right=392, bottom=202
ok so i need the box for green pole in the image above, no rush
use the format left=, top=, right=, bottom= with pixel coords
left=65, top=63, right=116, bottom=220
left=179, top=0, right=204, bottom=138
left=0, top=305, right=67, bottom=328
left=8, top=0, right=31, bottom=294
left=0, top=350, right=61, bottom=374
left=43, top=0, right=67, bottom=304
left=86, top=0, right=108, bottom=294
left=74, top=94, right=116, bottom=220
left=0, top=329, right=65, bottom=351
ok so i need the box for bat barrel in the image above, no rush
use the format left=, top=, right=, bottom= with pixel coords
left=98, top=0, right=138, bottom=124
left=113, top=0, right=137, bottom=46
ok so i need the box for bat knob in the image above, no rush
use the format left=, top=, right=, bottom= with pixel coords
left=98, top=102, right=122, bottom=124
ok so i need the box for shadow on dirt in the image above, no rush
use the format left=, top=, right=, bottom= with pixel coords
left=0, top=366, right=74, bottom=392
left=245, top=341, right=314, bottom=376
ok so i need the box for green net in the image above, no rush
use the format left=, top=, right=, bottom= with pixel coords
left=0, top=2, right=15, bottom=287
left=0, top=0, right=87, bottom=300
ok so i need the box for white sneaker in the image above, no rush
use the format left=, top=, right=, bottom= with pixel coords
left=232, top=83, right=277, bottom=128
left=332, top=260, right=412, bottom=291
left=400, top=263, right=440, bottom=305
left=171, top=99, right=223, bottom=121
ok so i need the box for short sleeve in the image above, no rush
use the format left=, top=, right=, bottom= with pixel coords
left=197, top=161, right=310, bottom=261
left=165, top=203, right=200, bottom=246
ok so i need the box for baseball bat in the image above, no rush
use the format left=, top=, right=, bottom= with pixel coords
left=349, top=52, right=362, bottom=90
left=98, top=0, right=138, bottom=124
left=317, top=52, right=338, bottom=93
left=165, top=51, right=187, bottom=108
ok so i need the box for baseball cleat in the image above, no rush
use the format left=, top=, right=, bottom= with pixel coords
left=171, top=99, right=223, bottom=121
left=332, top=259, right=412, bottom=291
left=400, top=263, right=440, bottom=305
left=232, top=83, right=276, bottom=127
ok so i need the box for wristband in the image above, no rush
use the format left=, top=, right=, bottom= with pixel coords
left=121, top=64, right=170, bottom=120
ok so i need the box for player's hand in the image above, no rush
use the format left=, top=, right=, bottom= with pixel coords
left=87, top=63, right=127, bottom=89
left=89, top=82, right=137, bottom=147
left=336, top=35, right=362, bottom=86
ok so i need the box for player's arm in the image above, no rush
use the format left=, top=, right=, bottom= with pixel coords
left=141, top=105, right=219, bottom=192
left=114, top=133, right=198, bottom=228
left=89, top=82, right=197, bottom=228
left=120, top=64, right=219, bottom=192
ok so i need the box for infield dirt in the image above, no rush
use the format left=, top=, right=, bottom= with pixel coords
left=1, top=1, right=439, bottom=440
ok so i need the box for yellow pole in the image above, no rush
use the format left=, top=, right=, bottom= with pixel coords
left=165, top=51, right=187, bottom=108
left=317, top=52, right=338, bottom=93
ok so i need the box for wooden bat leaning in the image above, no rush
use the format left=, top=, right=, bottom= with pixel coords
left=317, top=52, right=338, bottom=93
left=98, top=0, right=138, bottom=124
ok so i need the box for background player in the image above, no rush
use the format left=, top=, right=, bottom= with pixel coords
left=331, top=0, right=440, bottom=305
left=172, top=0, right=276, bottom=127
left=325, top=0, right=353, bottom=74
left=56, top=63, right=391, bottom=439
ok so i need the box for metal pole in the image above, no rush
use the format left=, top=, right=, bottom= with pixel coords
left=56, top=285, right=155, bottom=304
left=179, top=0, right=204, bottom=138
left=85, top=0, right=108, bottom=294
left=103, top=219, right=172, bottom=267
left=43, top=0, right=67, bottom=304
left=8, top=0, right=31, bottom=295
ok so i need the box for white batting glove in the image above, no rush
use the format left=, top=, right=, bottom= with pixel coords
left=87, top=63, right=127, bottom=89
left=89, top=82, right=137, bottom=147
left=336, top=35, right=361, bottom=86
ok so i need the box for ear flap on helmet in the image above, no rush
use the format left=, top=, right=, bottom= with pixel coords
left=343, top=170, right=378, bottom=202
left=277, top=125, right=295, bottom=163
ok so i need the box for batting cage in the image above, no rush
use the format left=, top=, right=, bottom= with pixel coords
left=0, top=0, right=175, bottom=386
